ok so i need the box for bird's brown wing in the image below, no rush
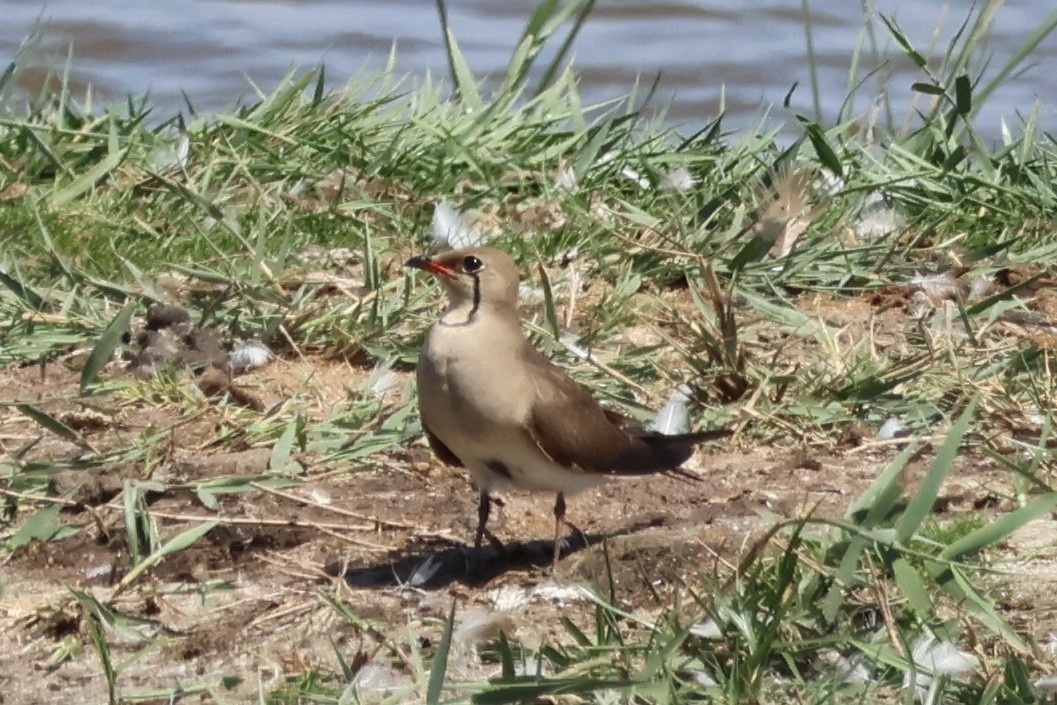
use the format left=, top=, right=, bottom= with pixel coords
left=520, top=344, right=722, bottom=475
left=422, top=423, right=464, bottom=467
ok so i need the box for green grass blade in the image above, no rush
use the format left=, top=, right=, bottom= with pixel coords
left=6, top=502, right=68, bottom=549
left=497, top=631, right=515, bottom=680
left=935, top=563, right=1030, bottom=652
left=48, top=120, right=125, bottom=207
left=269, top=416, right=299, bottom=471
left=80, top=301, right=137, bottom=395
left=848, top=442, right=918, bottom=525
left=895, top=398, right=977, bottom=542
left=973, top=7, right=1057, bottom=112
left=940, top=492, right=1057, bottom=560
left=0, top=268, right=47, bottom=310
left=891, top=557, right=934, bottom=616
left=84, top=606, right=119, bottom=705
left=427, top=601, right=456, bottom=705
left=113, top=520, right=219, bottom=593
left=804, top=122, right=843, bottom=178
left=435, top=0, right=482, bottom=109
left=537, top=260, right=561, bottom=340
left=14, top=403, right=83, bottom=445
left=472, top=678, right=637, bottom=705
left=535, top=0, right=596, bottom=96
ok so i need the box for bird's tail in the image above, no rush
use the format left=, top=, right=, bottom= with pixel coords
left=607, top=428, right=729, bottom=476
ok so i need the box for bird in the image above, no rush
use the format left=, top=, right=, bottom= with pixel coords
left=406, top=246, right=727, bottom=566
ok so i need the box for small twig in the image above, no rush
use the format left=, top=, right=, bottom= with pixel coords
left=276, top=323, right=305, bottom=362
left=314, top=524, right=392, bottom=552
left=255, top=552, right=336, bottom=581
left=0, top=487, right=81, bottom=507
left=564, top=262, right=580, bottom=329
left=738, top=406, right=805, bottom=437
left=143, top=509, right=392, bottom=551
left=248, top=481, right=456, bottom=540
left=246, top=596, right=317, bottom=630
left=557, top=338, right=650, bottom=397
left=844, top=435, right=943, bottom=456
left=865, top=552, right=905, bottom=658
left=611, top=230, right=695, bottom=260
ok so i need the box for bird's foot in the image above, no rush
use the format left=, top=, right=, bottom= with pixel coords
left=552, top=521, right=587, bottom=569
left=481, top=527, right=505, bottom=553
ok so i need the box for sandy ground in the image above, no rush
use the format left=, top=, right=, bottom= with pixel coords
left=3, top=279, right=1057, bottom=702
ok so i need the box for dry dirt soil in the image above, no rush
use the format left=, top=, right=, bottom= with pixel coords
left=3, top=281, right=1057, bottom=703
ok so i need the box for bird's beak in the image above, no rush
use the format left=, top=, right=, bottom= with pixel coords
left=405, top=255, right=455, bottom=277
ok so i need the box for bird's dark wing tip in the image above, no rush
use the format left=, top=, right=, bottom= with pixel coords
left=422, top=424, right=464, bottom=467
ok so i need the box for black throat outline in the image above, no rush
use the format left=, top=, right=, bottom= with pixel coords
left=469, top=272, right=482, bottom=318
left=442, top=272, right=483, bottom=328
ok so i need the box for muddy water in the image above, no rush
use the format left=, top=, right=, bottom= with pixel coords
left=2, top=0, right=1055, bottom=137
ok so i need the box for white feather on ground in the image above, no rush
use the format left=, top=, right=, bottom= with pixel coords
left=903, top=634, right=976, bottom=702
left=649, top=384, right=692, bottom=435
left=229, top=341, right=274, bottom=373
left=431, top=202, right=487, bottom=249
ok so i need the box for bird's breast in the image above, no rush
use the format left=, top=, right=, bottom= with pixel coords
left=417, top=322, right=535, bottom=456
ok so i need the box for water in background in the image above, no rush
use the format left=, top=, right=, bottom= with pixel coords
left=2, top=0, right=1055, bottom=138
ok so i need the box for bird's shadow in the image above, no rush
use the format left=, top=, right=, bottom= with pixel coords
left=325, top=519, right=664, bottom=589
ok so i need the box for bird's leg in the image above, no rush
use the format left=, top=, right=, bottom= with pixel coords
left=552, top=492, right=567, bottom=567
left=473, top=491, right=505, bottom=552
left=474, top=490, right=490, bottom=550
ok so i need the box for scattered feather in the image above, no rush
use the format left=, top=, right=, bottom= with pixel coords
left=832, top=653, right=872, bottom=684
left=486, top=584, right=531, bottom=612
left=532, top=578, right=593, bottom=604
left=85, top=562, right=113, bottom=579
left=621, top=165, right=650, bottom=189
left=689, top=669, right=719, bottom=687
left=650, top=384, right=692, bottom=435
left=151, top=133, right=190, bottom=173
left=916, top=636, right=976, bottom=673
left=522, top=659, right=551, bottom=677
left=554, top=162, right=579, bottom=191
left=307, top=486, right=332, bottom=505
left=903, top=634, right=977, bottom=701
left=1025, top=408, right=1047, bottom=427
left=407, top=554, right=442, bottom=588
left=753, top=167, right=821, bottom=258
left=876, top=417, right=905, bottom=441
left=368, top=363, right=402, bottom=400
left=969, top=276, right=995, bottom=299
left=518, top=283, right=545, bottom=302
left=596, top=151, right=648, bottom=188
left=855, top=192, right=906, bottom=239
left=816, top=169, right=845, bottom=196
left=431, top=202, right=486, bottom=249
left=1035, top=676, right=1057, bottom=694
left=417, top=590, right=452, bottom=613
left=353, top=661, right=411, bottom=695
left=297, top=245, right=358, bottom=266
left=909, top=272, right=963, bottom=302
left=454, top=607, right=516, bottom=649
left=688, top=619, right=722, bottom=639
left=559, top=334, right=590, bottom=361
left=660, top=167, right=697, bottom=192
left=229, top=341, right=274, bottom=373
left=905, top=291, right=936, bottom=320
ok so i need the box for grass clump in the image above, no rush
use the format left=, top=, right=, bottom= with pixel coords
left=2, top=1, right=1057, bottom=703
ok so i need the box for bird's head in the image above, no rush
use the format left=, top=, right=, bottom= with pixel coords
left=406, top=247, right=521, bottom=312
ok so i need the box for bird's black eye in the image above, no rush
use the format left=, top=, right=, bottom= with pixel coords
left=462, top=255, right=484, bottom=273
